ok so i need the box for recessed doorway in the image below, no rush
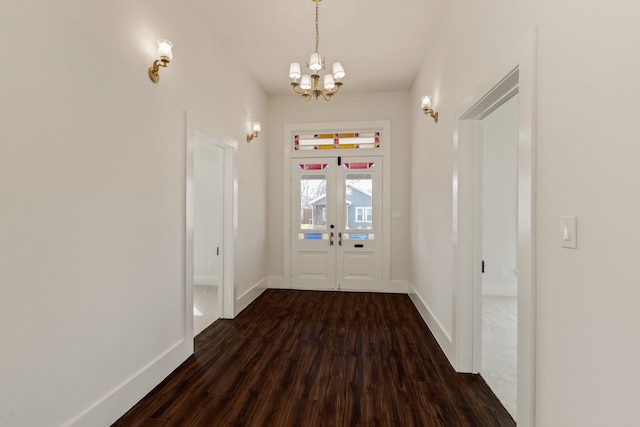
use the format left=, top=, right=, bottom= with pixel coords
left=193, top=138, right=225, bottom=335
left=186, top=115, right=237, bottom=340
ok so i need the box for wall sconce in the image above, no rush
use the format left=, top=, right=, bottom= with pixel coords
left=148, top=39, right=174, bottom=83
left=246, top=122, right=261, bottom=143
left=421, top=95, right=439, bottom=122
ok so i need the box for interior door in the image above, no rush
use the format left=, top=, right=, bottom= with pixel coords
left=290, top=156, right=382, bottom=291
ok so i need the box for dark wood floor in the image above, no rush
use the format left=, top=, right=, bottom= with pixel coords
left=113, top=290, right=514, bottom=426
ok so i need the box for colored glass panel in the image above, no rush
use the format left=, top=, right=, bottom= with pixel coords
left=294, top=132, right=381, bottom=150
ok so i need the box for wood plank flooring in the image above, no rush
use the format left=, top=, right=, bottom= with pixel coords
left=112, top=290, right=514, bottom=426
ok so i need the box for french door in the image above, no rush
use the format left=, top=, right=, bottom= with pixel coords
left=290, top=156, right=382, bottom=291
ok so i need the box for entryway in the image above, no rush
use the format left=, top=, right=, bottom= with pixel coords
left=290, top=156, right=382, bottom=291
left=282, top=121, right=392, bottom=292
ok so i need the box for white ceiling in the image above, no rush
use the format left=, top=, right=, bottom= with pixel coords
left=193, top=0, right=444, bottom=96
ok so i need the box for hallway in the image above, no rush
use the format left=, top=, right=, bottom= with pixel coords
left=114, top=290, right=514, bottom=426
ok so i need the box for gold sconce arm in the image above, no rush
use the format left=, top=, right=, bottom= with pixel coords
left=148, top=57, right=170, bottom=83
left=423, top=108, right=438, bottom=123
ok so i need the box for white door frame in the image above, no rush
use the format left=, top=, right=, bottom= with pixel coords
left=186, top=113, right=237, bottom=341
left=283, top=120, right=391, bottom=291
left=452, top=31, right=537, bottom=425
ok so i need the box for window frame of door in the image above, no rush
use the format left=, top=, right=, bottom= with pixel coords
left=283, top=120, right=391, bottom=291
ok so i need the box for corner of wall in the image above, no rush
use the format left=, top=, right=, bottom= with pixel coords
left=234, top=277, right=268, bottom=316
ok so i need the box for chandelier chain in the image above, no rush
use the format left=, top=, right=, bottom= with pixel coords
left=315, top=1, right=319, bottom=53
left=289, top=0, right=344, bottom=101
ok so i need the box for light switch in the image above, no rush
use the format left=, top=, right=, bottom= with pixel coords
left=561, top=216, right=577, bottom=249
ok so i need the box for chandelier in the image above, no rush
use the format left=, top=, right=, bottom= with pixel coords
left=288, top=0, right=345, bottom=102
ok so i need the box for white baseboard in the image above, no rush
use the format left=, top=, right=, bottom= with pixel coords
left=235, top=277, right=267, bottom=316
left=266, top=277, right=408, bottom=293
left=407, top=282, right=454, bottom=363
left=67, top=338, right=193, bottom=427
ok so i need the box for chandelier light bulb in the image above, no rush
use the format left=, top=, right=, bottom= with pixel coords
left=323, top=74, right=335, bottom=90
left=332, top=62, right=345, bottom=80
left=300, top=75, right=312, bottom=90
left=309, top=53, right=323, bottom=71
left=289, top=62, right=302, bottom=79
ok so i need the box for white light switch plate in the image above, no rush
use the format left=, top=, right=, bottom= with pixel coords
left=561, top=216, right=577, bottom=249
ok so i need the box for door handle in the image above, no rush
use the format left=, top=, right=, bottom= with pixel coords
left=338, top=232, right=342, bottom=246
left=330, top=232, right=334, bottom=246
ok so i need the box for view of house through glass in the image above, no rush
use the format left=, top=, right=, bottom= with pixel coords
left=345, top=172, right=373, bottom=230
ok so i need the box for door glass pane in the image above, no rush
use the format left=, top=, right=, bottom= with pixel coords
left=345, top=172, right=372, bottom=230
left=300, top=174, right=327, bottom=230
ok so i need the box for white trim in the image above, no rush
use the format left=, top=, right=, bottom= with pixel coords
left=408, top=282, right=453, bottom=361
left=284, top=120, right=392, bottom=292
left=235, top=277, right=267, bottom=315
left=452, top=30, right=537, bottom=426
left=67, top=339, right=192, bottom=427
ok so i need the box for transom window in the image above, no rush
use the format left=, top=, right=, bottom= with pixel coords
left=294, top=132, right=380, bottom=150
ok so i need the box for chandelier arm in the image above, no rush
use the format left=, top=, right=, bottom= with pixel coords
left=291, top=83, right=310, bottom=95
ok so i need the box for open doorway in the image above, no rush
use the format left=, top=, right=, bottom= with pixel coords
left=186, top=115, right=238, bottom=340
left=453, top=31, right=536, bottom=427
left=193, top=138, right=225, bottom=335
left=481, top=94, right=519, bottom=418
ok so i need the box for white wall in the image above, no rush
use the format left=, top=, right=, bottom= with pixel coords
left=267, top=92, right=411, bottom=287
left=0, top=1, right=267, bottom=425
left=410, top=1, right=640, bottom=425
left=482, top=95, right=518, bottom=297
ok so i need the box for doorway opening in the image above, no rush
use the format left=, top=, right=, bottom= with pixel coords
left=193, top=138, right=225, bottom=335
left=186, top=115, right=237, bottom=340
left=480, top=94, right=519, bottom=417
left=453, top=31, right=536, bottom=427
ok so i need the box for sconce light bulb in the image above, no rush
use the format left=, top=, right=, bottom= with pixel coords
left=421, top=95, right=432, bottom=110
left=157, top=39, right=174, bottom=61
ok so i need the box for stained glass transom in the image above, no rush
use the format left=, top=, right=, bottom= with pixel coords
left=294, top=132, right=380, bottom=150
